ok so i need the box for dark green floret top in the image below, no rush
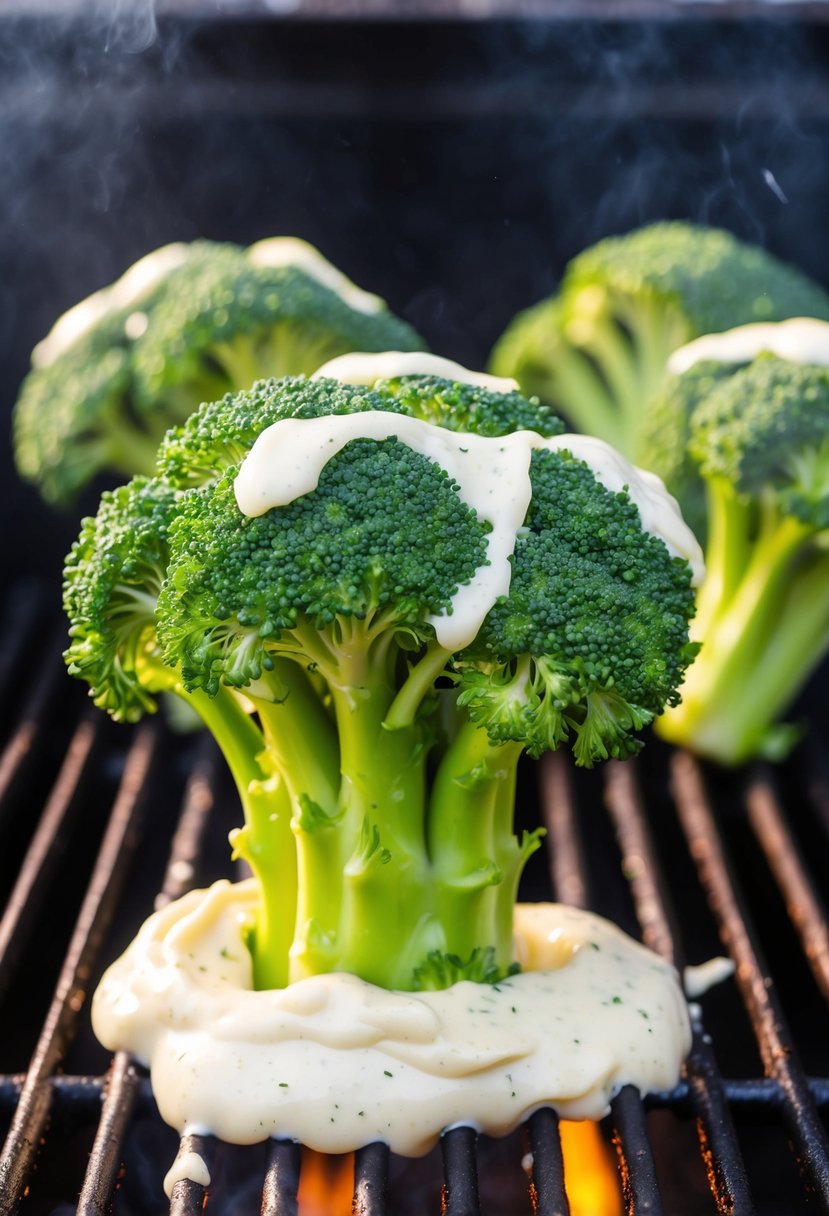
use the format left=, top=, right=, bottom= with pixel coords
left=688, top=358, right=829, bottom=525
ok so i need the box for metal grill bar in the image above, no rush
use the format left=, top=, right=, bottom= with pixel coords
left=441, top=1126, right=480, bottom=1216
left=168, top=1134, right=216, bottom=1215
left=0, top=636, right=66, bottom=818
left=353, top=1142, right=389, bottom=1215
left=602, top=758, right=754, bottom=1215
left=262, top=1140, right=301, bottom=1216
left=541, top=753, right=665, bottom=1216
left=671, top=751, right=829, bottom=1208
left=77, top=744, right=220, bottom=1216
left=527, top=1107, right=570, bottom=1216
left=76, top=1053, right=144, bottom=1216
left=609, top=1086, right=662, bottom=1216
left=0, top=714, right=100, bottom=1001
left=0, top=724, right=158, bottom=1214
left=745, top=769, right=829, bottom=1005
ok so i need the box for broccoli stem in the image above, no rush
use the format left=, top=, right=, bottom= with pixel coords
left=183, top=685, right=298, bottom=989
left=658, top=503, right=815, bottom=762
left=548, top=343, right=623, bottom=449
left=323, top=657, right=435, bottom=987
left=691, top=481, right=754, bottom=630
left=384, top=642, right=454, bottom=730
left=567, top=304, right=643, bottom=449
left=428, top=718, right=524, bottom=967
left=101, top=423, right=163, bottom=480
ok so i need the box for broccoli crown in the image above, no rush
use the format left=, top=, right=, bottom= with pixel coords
left=158, top=373, right=562, bottom=488
left=458, top=448, right=697, bottom=762
left=130, top=244, right=425, bottom=407
left=63, top=477, right=179, bottom=721
left=14, top=343, right=133, bottom=506
left=371, top=374, right=564, bottom=438
left=489, top=222, right=829, bottom=461
left=564, top=222, right=829, bottom=334
left=689, top=357, right=829, bottom=527
left=159, top=445, right=490, bottom=693
left=14, top=239, right=424, bottom=506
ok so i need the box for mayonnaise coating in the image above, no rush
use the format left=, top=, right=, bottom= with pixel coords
left=32, top=237, right=386, bottom=369
left=32, top=244, right=190, bottom=368
left=234, top=409, right=704, bottom=650
left=92, top=879, right=692, bottom=1158
left=312, top=350, right=519, bottom=392
left=668, top=317, right=829, bottom=376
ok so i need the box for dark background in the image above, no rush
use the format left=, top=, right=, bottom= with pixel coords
left=2, top=5, right=829, bottom=581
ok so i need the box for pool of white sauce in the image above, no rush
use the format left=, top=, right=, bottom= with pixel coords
left=92, top=879, right=692, bottom=1158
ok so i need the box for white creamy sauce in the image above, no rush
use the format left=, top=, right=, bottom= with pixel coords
left=312, top=350, right=520, bottom=393
left=33, top=236, right=386, bottom=369
left=248, top=237, right=384, bottom=315
left=32, top=244, right=190, bottom=368
left=233, top=410, right=704, bottom=649
left=92, top=879, right=691, bottom=1158
left=163, top=1150, right=211, bottom=1199
left=668, top=317, right=829, bottom=376
left=683, top=957, right=735, bottom=999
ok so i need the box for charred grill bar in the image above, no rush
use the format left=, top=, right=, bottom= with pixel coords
left=0, top=587, right=827, bottom=1214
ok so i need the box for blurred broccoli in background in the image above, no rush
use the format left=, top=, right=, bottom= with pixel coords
left=489, top=222, right=829, bottom=461
left=653, top=336, right=829, bottom=765
left=13, top=237, right=425, bottom=507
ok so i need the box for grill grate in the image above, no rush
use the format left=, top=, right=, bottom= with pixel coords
left=0, top=582, right=827, bottom=1214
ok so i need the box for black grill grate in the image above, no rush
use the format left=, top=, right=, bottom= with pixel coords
left=0, top=581, right=827, bottom=1215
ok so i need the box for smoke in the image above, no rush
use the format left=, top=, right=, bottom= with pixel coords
left=94, top=0, right=158, bottom=54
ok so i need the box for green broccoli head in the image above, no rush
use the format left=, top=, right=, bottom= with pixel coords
left=656, top=353, right=829, bottom=764
left=689, top=358, right=829, bottom=526
left=129, top=244, right=425, bottom=416
left=489, top=222, right=829, bottom=458
left=158, top=441, right=491, bottom=695
left=63, top=476, right=180, bottom=722
left=158, top=372, right=562, bottom=489
left=456, top=448, right=697, bottom=763
left=14, top=238, right=424, bottom=507
left=64, top=369, right=698, bottom=990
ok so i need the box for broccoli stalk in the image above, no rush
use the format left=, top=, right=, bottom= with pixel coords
left=65, top=373, right=697, bottom=992
left=489, top=222, right=829, bottom=462
left=656, top=357, right=829, bottom=764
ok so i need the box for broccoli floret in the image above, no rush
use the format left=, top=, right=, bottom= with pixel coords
left=489, top=222, right=829, bottom=458
left=655, top=355, right=829, bottom=764
left=14, top=239, right=424, bottom=507
left=63, top=371, right=697, bottom=992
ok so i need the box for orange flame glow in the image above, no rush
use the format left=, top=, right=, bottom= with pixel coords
left=297, top=1149, right=354, bottom=1216
left=561, top=1121, right=622, bottom=1216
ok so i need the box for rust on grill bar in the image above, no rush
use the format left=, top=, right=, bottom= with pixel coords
left=671, top=752, right=829, bottom=1206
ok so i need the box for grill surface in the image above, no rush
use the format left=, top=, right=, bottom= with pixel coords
left=0, top=581, right=827, bottom=1215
